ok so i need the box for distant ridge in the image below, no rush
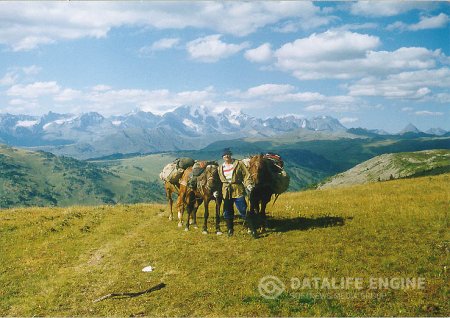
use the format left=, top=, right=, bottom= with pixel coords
left=318, top=149, right=450, bottom=189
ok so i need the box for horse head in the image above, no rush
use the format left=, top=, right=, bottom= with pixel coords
left=249, top=154, right=270, bottom=186
left=204, top=163, right=221, bottom=192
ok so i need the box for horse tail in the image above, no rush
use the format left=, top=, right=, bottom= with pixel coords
left=272, top=193, right=280, bottom=207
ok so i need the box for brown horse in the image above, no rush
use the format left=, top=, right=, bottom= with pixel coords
left=248, top=154, right=275, bottom=233
left=163, top=181, right=181, bottom=224
left=176, top=163, right=223, bottom=234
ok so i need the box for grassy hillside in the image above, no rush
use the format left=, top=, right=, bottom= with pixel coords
left=319, top=149, right=450, bottom=189
left=1, top=174, right=448, bottom=316
left=0, top=144, right=165, bottom=208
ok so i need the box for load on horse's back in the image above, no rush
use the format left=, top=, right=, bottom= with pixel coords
left=177, top=160, right=223, bottom=234
left=247, top=153, right=290, bottom=233
left=159, top=157, right=195, bottom=222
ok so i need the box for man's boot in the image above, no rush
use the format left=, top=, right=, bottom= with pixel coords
left=226, top=218, right=234, bottom=237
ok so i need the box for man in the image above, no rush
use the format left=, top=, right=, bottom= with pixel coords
left=217, top=148, right=255, bottom=237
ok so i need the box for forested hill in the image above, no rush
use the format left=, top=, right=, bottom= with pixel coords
left=0, top=144, right=165, bottom=208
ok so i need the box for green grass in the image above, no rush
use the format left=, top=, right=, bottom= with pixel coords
left=0, top=144, right=166, bottom=208
left=1, top=174, right=448, bottom=316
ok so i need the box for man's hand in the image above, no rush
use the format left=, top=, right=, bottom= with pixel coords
left=246, top=184, right=254, bottom=193
left=213, top=191, right=219, bottom=198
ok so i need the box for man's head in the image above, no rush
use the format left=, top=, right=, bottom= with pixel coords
left=222, top=148, right=232, bottom=162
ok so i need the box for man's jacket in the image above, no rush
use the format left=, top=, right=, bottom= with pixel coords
left=218, top=159, right=252, bottom=199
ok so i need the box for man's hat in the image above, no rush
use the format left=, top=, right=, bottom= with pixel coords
left=222, top=148, right=232, bottom=157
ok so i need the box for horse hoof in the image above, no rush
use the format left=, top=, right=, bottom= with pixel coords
left=202, top=231, right=208, bottom=235
left=168, top=216, right=173, bottom=221
left=184, top=228, right=189, bottom=232
left=216, top=231, right=223, bottom=235
left=177, top=223, right=183, bottom=228
left=193, top=225, right=198, bottom=229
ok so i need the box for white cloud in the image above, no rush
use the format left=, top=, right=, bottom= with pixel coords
left=415, top=110, right=444, bottom=116
left=140, top=38, right=180, bottom=55
left=7, top=81, right=61, bottom=99
left=0, top=72, right=18, bottom=86
left=186, top=34, right=249, bottom=63
left=331, top=23, right=379, bottom=32
left=435, top=93, right=450, bottom=103
left=304, top=105, right=326, bottom=112
left=227, top=83, right=359, bottom=114
left=245, top=43, right=273, bottom=63
left=411, top=13, right=450, bottom=30
left=348, top=68, right=450, bottom=99
left=340, top=117, right=359, bottom=124
left=244, top=84, right=295, bottom=98
left=92, top=85, right=112, bottom=92
left=0, top=1, right=327, bottom=51
left=273, top=30, right=382, bottom=79
left=271, top=29, right=444, bottom=80
left=54, top=88, right=82, bottom=102
left=402, top=107, right=414, bottom=112
left=350, top=1, right=435, bottom=17
left=84, top=86, right=218, bottom=115
left=22, top=65, right=42, bottom=76
left=387, top=13, right=449, bottom=31
left=276, top=30, right=380, bottom=62
left=0, top=65, right=42, bottom=86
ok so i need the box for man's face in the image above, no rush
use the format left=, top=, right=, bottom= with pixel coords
left=223, top=154, right=232, bottom=162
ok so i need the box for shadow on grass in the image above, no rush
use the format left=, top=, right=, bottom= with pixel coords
left=266, top=215, right=348, bottom=233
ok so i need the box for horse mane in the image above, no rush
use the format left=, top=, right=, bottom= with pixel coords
left=249, top=154, right=271, bottom=186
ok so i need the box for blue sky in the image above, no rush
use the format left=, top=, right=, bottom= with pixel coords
left=0, top=1, right=448, bottom=133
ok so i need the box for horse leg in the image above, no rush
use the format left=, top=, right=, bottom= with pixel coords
left=215, top=197, right=223, bottom=235
left=190, top=198, right=201, bottom=229
left=189, top=201, right=197, bottom=226
left=176, top=191, right=185, bottom=227
left=260, top=195, right=271, bottom=233
left=167, top=188, right=174, bottom=221
left=185, top=193, right=195, bottom=231
left=202, top=198, right=209, bottom=234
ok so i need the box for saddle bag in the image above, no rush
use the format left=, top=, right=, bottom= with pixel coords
left=272, top=170, right=290, bottom=194
left=264, top=153, right=289, bottom=194
left=160, top=162, right=184, bottom=183
left=176, top=157, right=195, bottom=170
left=160, top=157, right=195, bottom=184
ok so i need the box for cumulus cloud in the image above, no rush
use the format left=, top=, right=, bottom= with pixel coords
left=415, top=110, right=444, bottom=116
left=348, top=68, right=450, bottom=100
left=1, top=73, right=219, bottom=115
left=0, top=1, right=327, bottom=51
left=7, top=81, right=61, bottom=99
left=340, top=117, right=359, bottom=124
left=273, top=30, right=382, bottom=79
left=268, top=29, right=444, bottom=79
left=227, top=83, right=359, bottom=114
left=0, top=65, right=42, bottom=86
left=54, top=88, right=82, bottom=102
left=139, top=38, right=180, bottom=55
left=186, top=34, right=249, bottom=62
left=236, top=84, right=295, bottom=98
left=0, top=72, right=18, bottom=86
left=244, top=43, right=273, bottom=63
left=387, top=13, right=449, bottom=31
left=350, top=1, right=435, bottom=17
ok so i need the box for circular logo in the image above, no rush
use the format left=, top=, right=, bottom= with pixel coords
left=258, top=275, right=285, bottom=299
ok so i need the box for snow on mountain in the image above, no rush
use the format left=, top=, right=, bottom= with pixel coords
left=0, top=105, right=445, bottom=159
left=426, top=128, right=447, bottom=136
left=399, top=123, right=421, bottom=134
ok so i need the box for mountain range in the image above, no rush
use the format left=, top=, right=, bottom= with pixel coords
left=0, top=105, right=448, bottom=159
